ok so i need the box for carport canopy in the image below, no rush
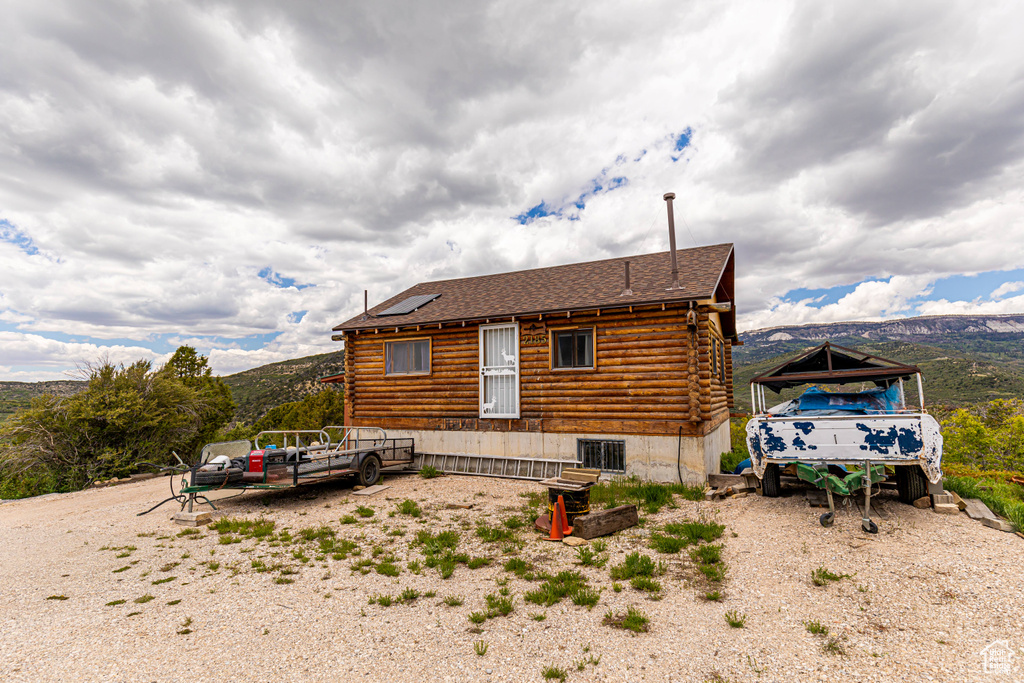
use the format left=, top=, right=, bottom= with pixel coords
left=750, top=342, right=921, bottom=393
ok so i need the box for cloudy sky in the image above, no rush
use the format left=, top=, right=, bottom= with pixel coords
left=2, top=0, right=1024, bottom=381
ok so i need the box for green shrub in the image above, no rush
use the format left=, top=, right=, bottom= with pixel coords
left=0, top=348, right=233, bottom=494
left=415, top=530, right=460, bottom=554
left=724, top=610, right=746, bottom=628
left=720, top=416, right=750, bottom=473
left=811, top=566, right=851, bottom=587
left=525, top=571, right=589, bottom=607
left=630, top=576, right=661, bottom=593
left=603, top=606, right=649, bottom=633
left=475, top=522, right=516, bottom=543
left=503, top=557, right=533, bottom=577
left=689, top=543, right=723, bottom=565
left=576, top=546, right=608, bottom=567
left=419, top=465, right=441, bottom=479
left=211, top=517, right=276, bottom=539
left=698, top=563, right=727, bottom=583
left=610, top=552, right=661, bottom=580
left=397, top=499, right=422, bottom=517
left=943, top=475, right=1024, bottom=532
left=942, top=399, right=1024, bottom=472
left=662, top=520, right=726, bottom=544
left=485, top=593, right=514, bottom=618
left=375, top=562, right=399, bottom=577
left=569, top=586, right=601, bottom=609
left=805, top=620, right=829, bottom=636
left=648, top=534, right=688, bottom=554
left=588, top=476, right=701, bottom=513
left=542, top=665, right=567, bottom=681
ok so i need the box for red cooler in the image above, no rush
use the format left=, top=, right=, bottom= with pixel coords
left=248, top=450, right=265, bottom=473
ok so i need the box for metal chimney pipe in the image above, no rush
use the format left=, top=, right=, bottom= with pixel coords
left=620, top=261, right=633, bottom=296
left=364, top=289, right=368, bottom=314
left=664, top=192, right=680, bottom=290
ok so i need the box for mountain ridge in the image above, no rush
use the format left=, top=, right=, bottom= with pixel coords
left=732, top=313, right=1024, bottom=412
left=3, top=313, right=1022, bottom=423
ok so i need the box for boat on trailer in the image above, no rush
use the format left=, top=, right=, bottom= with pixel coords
left=745, top=343, right=943, bottom=533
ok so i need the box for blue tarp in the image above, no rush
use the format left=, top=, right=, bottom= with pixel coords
left=796, top=385, right=901, bottom=414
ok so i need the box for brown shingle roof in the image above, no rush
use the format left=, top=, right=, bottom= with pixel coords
left=334, top=243, right=735, bottom=334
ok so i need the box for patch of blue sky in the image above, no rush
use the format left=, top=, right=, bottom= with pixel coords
left=0, top=218, right=40, bottom=256
left=287, top=310, right=307, bottom=324
left=513, top=127, right=693, bottom=224
left=781, top=281, right=867, bottom=306
left=513, top=201, right=559, bottom=225
left=258, top=267, right=314, bottom=290
left=514, top=175, right=629, bottom=225
left=780, top=268, right=1024, bottom=309
left=925, top=268, right=1024, bottom=301
left=671, top=127, right=693, bottom=162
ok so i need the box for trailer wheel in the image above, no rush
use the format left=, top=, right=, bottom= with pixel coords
left=358, top=454, right=381, bottom=487
left=761, top=464, right=781, bottom=498
left=895, top=466, right=927, bottom=504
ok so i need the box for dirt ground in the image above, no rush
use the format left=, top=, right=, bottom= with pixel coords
left=1, top=472, right=1022, bottom=683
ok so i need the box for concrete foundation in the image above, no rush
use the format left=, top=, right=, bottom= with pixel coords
left=386, top=421, right=730, bottom=484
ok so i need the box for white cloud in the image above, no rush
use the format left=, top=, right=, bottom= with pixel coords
left=0, top=331, right=164, bottom=374
left=1, top=0, right=1023, bottom=380
left=916, top=294, right=1024, bottom=317
left=739, top=275, right=935, bottom=330
left=992, top=281, right=1024, bottom=299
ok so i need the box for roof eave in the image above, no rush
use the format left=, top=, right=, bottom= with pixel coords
left=332, top=293, right=715, bottom=333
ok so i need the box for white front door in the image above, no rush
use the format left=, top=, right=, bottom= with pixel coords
left=479, top=323, right=519, bottom=418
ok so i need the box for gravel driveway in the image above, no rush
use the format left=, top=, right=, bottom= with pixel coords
left=1, top=473, right=1021, bottom=683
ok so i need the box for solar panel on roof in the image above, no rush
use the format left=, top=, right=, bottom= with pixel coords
left=376, top=293, right=441, bottom=316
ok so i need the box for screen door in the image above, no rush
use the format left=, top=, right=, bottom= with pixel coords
left=479, top=323, right=519, bottom=418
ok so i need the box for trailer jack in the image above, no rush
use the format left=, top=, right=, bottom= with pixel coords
left=798, top=461, right=886, bottom=534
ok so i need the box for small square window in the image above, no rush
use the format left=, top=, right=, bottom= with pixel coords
left=577, top=439, right=625, bottom=472
left=384, top=339, right=430, bottom=375
left=553, top=328, right=594, bottom=369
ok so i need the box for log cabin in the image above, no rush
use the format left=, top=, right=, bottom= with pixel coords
left=331, top=242, right=737, bottom=483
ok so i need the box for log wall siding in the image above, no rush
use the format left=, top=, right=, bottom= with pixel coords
left=342, top=303, right=732, bottom=436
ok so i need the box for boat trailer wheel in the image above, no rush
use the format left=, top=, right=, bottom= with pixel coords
left=819, top=512, right=835, bottom=528
left=862, top=519, right=879, bottom=534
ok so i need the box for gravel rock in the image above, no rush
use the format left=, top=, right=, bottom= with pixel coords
left=1, top=475, right=1021, bottom=682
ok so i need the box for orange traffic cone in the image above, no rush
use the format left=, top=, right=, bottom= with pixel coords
left=557, top=495, right=573, bottom=536
left=546, top=502, right=564, bottom=541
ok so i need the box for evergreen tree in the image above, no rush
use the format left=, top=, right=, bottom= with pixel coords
left=0, top=348, right=235, bottom=495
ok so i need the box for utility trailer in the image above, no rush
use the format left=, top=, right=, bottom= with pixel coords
left=745, top=343, right=943, bottom=533
left=141, top=427, right=414, bottom=515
